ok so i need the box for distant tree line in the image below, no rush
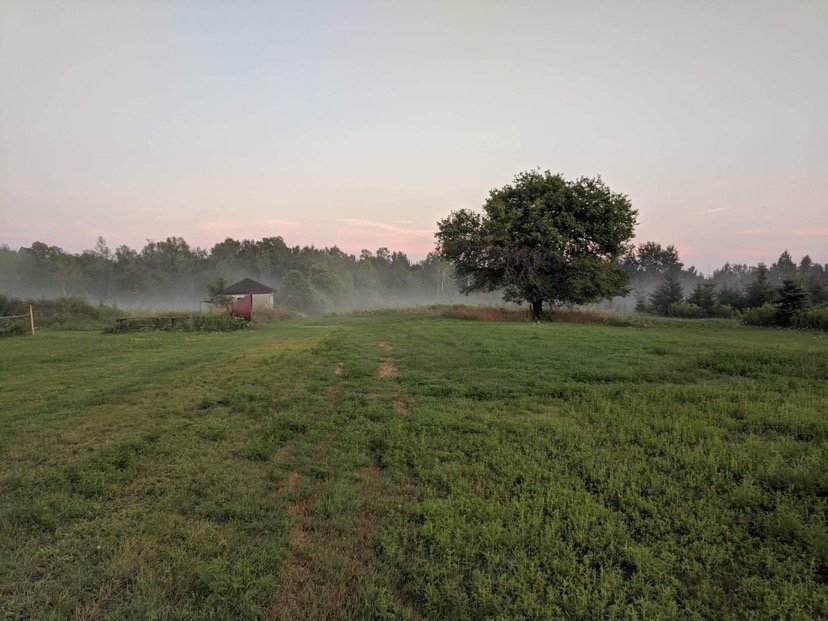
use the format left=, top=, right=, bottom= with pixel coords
left=1, top=236, right=825, bottom=324
left=0, top=236, right=492, bottom=313
left=624, top=243, right=827, bottom=328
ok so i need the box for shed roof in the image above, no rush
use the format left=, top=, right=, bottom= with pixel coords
left=223, top=278, right=277, bottom=295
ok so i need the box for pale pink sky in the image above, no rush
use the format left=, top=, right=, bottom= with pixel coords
left=1, top=1, right=826, bottom=269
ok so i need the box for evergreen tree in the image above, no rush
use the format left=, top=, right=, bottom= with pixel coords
left=771, top=250, right=797, bottom=282
left=746, top=264, right=776, bottom=308
left=808, top=280, right=828, bottom=305
left=717, top=286, right=747, bottom=310
left=687, top=282, right=717, bottom=315
left=634, top=292, right=652, bottom=313
left=650, top=272, right=684, bottom=316
left=775, top=279, right=810, bottom=326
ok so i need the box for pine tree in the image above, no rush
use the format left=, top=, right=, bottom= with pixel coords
left=718, top=286, right=747, bottom=310
left=650, top=272, right=684, bottom=316
left=687, top=282, right=717, bottom=315
left=746, top=264, right=776, bottom=308
left=634, top=292, right=651, bottom=313
left=775, top=279, right=810, bottom=326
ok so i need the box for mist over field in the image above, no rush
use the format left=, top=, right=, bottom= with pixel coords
left=0, top=236, right=506, bottom=313
left=1, top=235, right=825, bottom=319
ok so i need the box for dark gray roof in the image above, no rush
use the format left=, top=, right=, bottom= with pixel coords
left=223, top=278, right=277, bottom=295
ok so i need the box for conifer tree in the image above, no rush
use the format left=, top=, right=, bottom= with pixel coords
left=746, top=264, right=776, bottom=308
left=650, top=272, right=684, bottom=316
left=775, top=279, right=810, bottom=326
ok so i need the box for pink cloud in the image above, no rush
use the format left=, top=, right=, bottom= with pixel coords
left=198, top=218, right=298, bottom=231
left=735, top=228, right=828, bottom=237
left=330, top=219, right=438, bottom=258
left=338, top=219, right=434, bottom=236
left=692, top=207, right=733, bottom=216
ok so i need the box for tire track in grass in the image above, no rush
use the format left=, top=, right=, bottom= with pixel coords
left=273, top=432, right=335, bottom=619
left=269, top=335, right=422, bottom=619
left=378, top=340, right=413, bottom=419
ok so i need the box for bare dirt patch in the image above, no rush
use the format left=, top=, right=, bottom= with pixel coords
left=394, top=396, right=412, bottom=418
left=276, top=471, right=301, bottom=495
left=379, top=361, right=398, bottom=378
left=286, top=494, right=313, bottom=518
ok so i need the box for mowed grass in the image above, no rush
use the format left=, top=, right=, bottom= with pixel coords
left=1, top=312, right=826, bottom=620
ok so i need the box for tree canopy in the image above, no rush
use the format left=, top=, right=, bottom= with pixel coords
left=436, top=170, right=637, bottom=318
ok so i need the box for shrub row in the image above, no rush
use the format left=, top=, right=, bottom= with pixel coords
left=105, top=313, right=253, bottom=333
left=0, top=294, right=122, bottom=333
left=740, top=302, right=828, bottom=330
left=668, top=302, right=739, bottom=319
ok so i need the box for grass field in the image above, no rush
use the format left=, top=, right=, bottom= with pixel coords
left=1, top=310, right=826, bottom=620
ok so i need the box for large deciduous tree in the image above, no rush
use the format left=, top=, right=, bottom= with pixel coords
left=436, top=170, right=637, bottom=319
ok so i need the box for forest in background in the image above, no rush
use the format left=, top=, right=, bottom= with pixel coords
left=0, top=236, right=825, bottom=314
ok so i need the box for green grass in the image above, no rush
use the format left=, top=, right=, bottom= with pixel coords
left=1, top=311, right=826, bottom=619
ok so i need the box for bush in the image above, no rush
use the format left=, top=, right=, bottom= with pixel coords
left=0, top=320, right=28, bottom=337
left=742, top=303, right=777, bottom=327
left=181, top=314, right=252, bottom=332
left=669, top=302, right=706, bottom=319
left=708, top=304, right=739, bottom=319
left=106, top=312, right=252, bottom=333
left=0, top=293, right=25, bottom=316
left=1, top=294, right=122, bottom=330
left=791, top=304, right=828, bottom=331
left=252, top=305, right=297, bottom=323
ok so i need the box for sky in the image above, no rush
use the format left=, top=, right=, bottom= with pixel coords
left=1, top=0, right=826, bottom=270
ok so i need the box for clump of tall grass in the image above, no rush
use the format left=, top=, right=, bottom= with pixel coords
left=251, top=305, right=297, bottom=323
left=442, top=305, right=648, bottom=327
left=180, top=314, right=252, bottom=332
left=444, top=306, right=532, bottom=322
left=545, top=307, right=650, bottom=327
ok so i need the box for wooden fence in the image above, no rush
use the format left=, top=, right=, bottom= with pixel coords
left=0, top=305, right=35, bottom=335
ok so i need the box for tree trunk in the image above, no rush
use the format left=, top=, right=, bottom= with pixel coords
left=531, top=300, right=543, bottom=320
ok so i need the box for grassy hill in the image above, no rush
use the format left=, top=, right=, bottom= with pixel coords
left=1, top=310, right=826, bottom=619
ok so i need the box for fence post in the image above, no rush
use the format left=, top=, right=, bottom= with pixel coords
left=29, top=305, right=35, bottom=335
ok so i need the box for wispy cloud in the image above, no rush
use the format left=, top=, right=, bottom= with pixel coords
left=692, top=207, right=733, bottom=216
left=788, top=229, right=828, bottom=237
left=338, top=219, right=433, bottom=237
left=198, top=218, right=297, bottom=231
left=736, top=228, right=828, bottom=237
